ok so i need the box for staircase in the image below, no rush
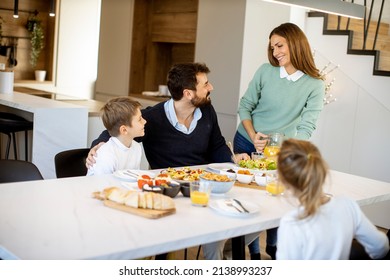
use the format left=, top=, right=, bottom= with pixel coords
left=309, top=12, right=390, bottom=77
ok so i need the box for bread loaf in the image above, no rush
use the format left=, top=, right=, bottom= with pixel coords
left=107, top=188, right=131, bottom=204
left=96, top=187, right=175, bottom=210
left=124, top=191, right=138, bottom=208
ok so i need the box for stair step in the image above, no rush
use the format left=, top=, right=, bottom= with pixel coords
left=326, top=14, right=390, bottom=72
left=351, top=34, right=390, bottom=52
left=379, top=51, right=390, bottom=71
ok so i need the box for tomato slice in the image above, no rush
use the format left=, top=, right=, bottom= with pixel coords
left=138, top=178, right=153, bottom=189
left=154, top=179, right=168, bottom=186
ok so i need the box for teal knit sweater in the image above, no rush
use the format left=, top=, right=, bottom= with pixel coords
left=237, top=63, right=325, bottom=141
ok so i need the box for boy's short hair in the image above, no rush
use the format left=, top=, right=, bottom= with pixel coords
left=101, top=97, right=141, bottom=137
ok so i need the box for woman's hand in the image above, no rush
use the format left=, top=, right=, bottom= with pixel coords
left=252, top=132, right=268, bottom=152
left=232, top=153, right=250, bottom=163
left=85, top=142, right=105, bottom=169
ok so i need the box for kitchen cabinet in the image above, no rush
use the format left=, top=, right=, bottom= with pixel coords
left=0, top=0, right=56, bottom=81
left=129, top=0, right=198, bottom=93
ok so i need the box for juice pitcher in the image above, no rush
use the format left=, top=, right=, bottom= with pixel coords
left=264, top=132, right=284, bottom=158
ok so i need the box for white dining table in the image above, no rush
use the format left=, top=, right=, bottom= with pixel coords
left=0, top=165, right=389, bottom=260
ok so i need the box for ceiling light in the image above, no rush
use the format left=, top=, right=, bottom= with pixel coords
left=49, top=0, right=56, bottom=17
left=263, top=0, right=365, bottom=19
left=13, top=0, right=19, bottom=18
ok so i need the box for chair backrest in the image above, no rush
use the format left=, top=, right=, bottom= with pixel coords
left=54, top=148, right=90, bottom=178
left=0, top=160, right=44, bottom=183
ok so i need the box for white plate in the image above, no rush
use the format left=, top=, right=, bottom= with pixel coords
left=207, top=162, right=237, bottom=173
left=121, top=182, right=141, bottom=191
left=209, top=199, right=260, bottom=217
left=113, top=169, right=155, bottom=182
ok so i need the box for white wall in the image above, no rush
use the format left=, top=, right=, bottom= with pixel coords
left=55, top=0, right=101, bottom=99
left=95, top=0, right=134, bottom=101
left=195, top=0, right=246, bottom=143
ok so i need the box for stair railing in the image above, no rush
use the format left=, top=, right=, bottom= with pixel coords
left=338, top=0, right=387, bottom=51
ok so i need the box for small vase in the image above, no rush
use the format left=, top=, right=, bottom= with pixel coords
left=35, top=70, right=46, bottom=82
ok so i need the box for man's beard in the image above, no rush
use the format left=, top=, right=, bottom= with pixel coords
left=191, top=92, right=211, bottom=108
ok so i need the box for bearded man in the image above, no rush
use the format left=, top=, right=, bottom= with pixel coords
left=89, top=62, right=248, bottom=169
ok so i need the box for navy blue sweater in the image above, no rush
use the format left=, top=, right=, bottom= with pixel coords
left=92, top=101, right=232, bottom=169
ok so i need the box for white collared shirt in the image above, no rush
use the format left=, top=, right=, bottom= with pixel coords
left=164, top=99, right=202, bottom=134
left=280, top=66, right=305, bottom=81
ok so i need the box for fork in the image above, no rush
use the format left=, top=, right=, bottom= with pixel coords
left=227, top=141, right=237, bottom=164
left=123, top=170, right=139, bottom=179
left=225, top=200, right=242, bottom=213
left=233, top=199, right=250, bottom=213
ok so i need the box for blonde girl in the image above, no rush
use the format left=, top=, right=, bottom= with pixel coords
left=276, top=139, right=389, bottom=259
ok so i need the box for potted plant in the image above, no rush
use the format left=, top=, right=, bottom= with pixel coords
left=0, top=16, right=7, bottom=57
left=26, top=12, right=45, bottom=81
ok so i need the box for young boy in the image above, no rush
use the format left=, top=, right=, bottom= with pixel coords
left=87, top=97, right=146, bottom=175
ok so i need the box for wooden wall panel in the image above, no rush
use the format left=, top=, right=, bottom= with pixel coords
left=129, top=0, right=150, bottom=93
left=152, top=13, right=197, bottom=43
left=130, top=0, right=197, bottom=94
left=153, top=0, right=198, bottom=13
left=171, top=43, right=195, bottom=64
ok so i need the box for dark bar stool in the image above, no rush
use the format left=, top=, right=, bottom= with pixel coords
left=0, top=112, right=33, bottom=161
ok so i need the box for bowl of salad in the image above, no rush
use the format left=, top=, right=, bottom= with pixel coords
left=237, top=158, right=277, bottom=174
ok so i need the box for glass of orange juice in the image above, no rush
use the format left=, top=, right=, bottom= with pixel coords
left=190, top=181, right=212, bottom=207
left=265, top=172, right=284, bottom=196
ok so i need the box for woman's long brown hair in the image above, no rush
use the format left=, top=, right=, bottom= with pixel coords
left=268, top=22, right=323, bottom=80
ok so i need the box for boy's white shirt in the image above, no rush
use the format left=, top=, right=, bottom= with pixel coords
left=87, top=137, right=142, bottom=175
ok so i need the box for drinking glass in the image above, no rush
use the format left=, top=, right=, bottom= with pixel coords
left=190, top=181, right=212, bottom=207
left=251, top=151, right=264, bottom=161
left=265, top=172, right=284, bottom=196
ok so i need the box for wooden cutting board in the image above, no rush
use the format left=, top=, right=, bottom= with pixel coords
left=103, top=200, right=176, bottom=219
left=234, top=181, right=266, bottom=191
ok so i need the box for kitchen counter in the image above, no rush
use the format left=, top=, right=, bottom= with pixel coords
left=57, top=99, right=105, bottom=117
left=0, top=92, right=88, bottom=179
left=13, top=86, right=55, bottom=99
left=13, top=86, right=105, bottom=117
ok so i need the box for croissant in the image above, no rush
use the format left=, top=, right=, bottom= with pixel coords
left=95, top=187, right=175, bottom=210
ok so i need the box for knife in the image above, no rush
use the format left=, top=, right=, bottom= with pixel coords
left=233, top=199, right=249, bottom=213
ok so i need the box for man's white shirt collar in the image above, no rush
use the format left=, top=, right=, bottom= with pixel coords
left=164, top=99, right=201, bottom=134
left=280, top=66, right=304, bottom=81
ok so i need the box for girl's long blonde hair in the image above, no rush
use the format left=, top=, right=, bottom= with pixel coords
left=277, top=139, right=328, bottom=219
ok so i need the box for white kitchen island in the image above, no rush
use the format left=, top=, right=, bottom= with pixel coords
left=0, top=91, right=88, bottom=179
